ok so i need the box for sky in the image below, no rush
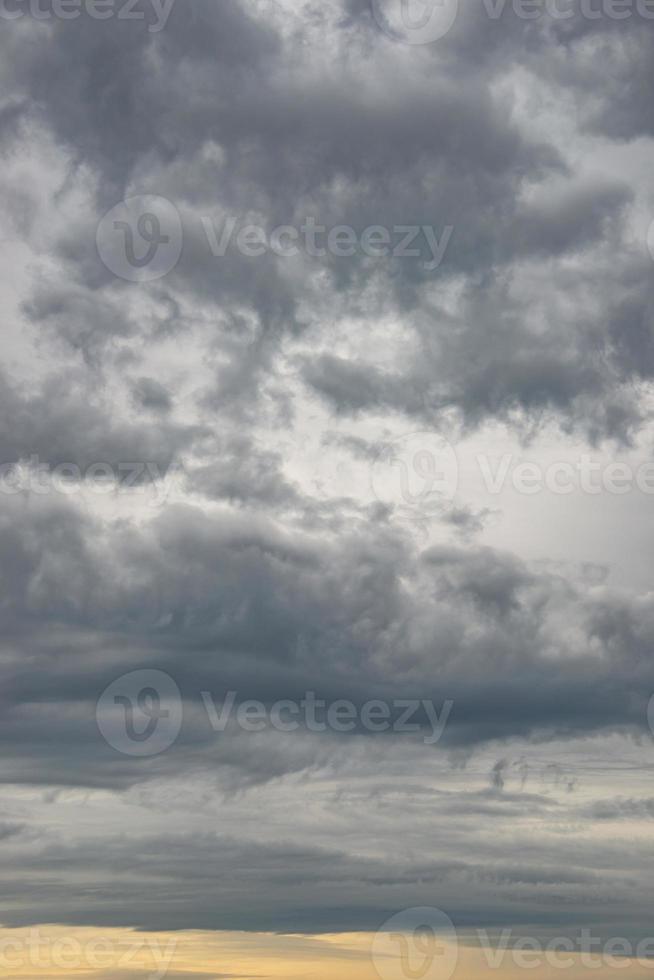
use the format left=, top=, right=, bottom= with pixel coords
left=1, top=0, right=654, bottom=978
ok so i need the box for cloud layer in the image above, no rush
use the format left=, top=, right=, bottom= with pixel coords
left=0, top=0, right=653, bottom=947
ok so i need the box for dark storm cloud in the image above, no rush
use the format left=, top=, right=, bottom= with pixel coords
left=302, top=244, right=653, bottom=441
left=187, top=435, right=300, bottom=506
left=131, top=377, right=173, bottom=414
left=0, top=368, right=205, bottom=472
left=4, top=0, right=648, bottom=438
left=581, top=797, right=654, bottom=820
left=22, top=281, right=136, bottom=363
left=0, top=1, right=280, bottom=201
left=0, top=821, right=25, bottom=840
left=510, top=177, right=631, bottom=257
left=0, top=496, right=653, bottom=795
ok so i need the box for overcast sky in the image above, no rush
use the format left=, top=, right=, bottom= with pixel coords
left=1, top=0, right=654, bottom=977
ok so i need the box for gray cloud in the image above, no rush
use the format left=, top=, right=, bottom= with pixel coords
left=0, top=0, right=653, bottom=948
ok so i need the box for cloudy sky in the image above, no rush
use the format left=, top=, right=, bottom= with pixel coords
left=1, top=0, right=654, bottom=977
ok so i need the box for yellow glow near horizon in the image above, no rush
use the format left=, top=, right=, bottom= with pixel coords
left=2, top=926, right=654, bottom=980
